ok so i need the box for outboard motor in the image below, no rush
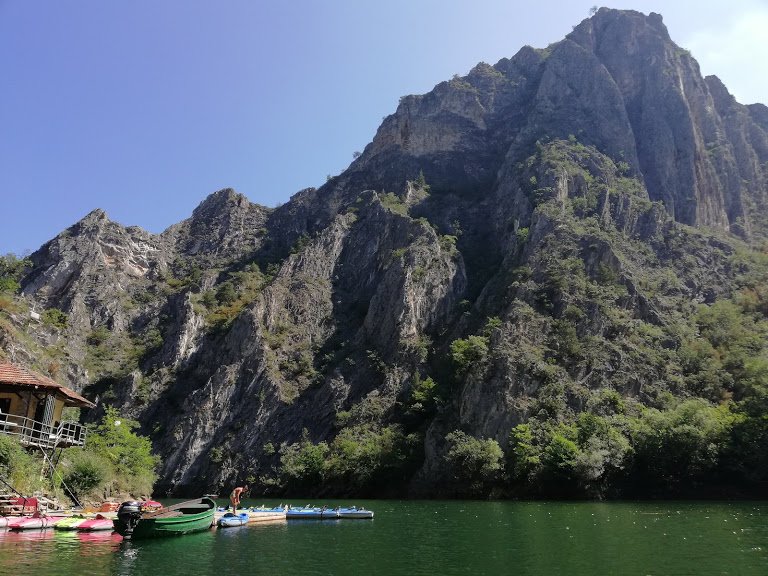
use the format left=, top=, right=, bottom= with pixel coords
left=117, top=501, right=143, bottom=539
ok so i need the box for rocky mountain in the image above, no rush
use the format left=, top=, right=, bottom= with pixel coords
left=4, top=8, right=768, bottom=498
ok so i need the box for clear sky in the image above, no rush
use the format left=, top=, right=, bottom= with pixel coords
left=2, top=1, right=767, bottom=256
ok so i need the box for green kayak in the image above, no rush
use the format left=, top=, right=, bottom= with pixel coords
left=54, top=515, right=89, bottom=530
left=113, top=498, right=215, bottom=540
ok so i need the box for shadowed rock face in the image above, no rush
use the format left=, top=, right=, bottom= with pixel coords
left=10, top=8, right=768, bottom=496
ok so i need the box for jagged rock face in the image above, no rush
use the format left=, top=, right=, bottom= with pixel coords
left=356, top=8, right=768, bottom=237
left=22, top=209, right=167, bottom=337
left=10, top=8, right=768, bottom=495
left=136, top=194, right=465, bottom=491
left=566, top=11, right=729, bottom=228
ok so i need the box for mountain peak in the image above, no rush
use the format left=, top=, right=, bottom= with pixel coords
left=191, top=188, right=248, bottom=219
left=166, top=188, right=269, bottom=261
left=567, top=8, right=671, bottom=53
left=79, top=208, right=109, bottom=225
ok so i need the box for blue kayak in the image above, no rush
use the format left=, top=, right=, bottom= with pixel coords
left=285, top=507, right=339, bottom=519
left=337, top=507, right=374, bottom=519
left=217, top=512, right=249, bottom=527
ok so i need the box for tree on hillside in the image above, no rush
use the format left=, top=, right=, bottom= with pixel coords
left=85, top=406, right=159, bottom=496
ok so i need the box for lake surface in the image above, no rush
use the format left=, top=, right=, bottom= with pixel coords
left=1, top=500, right=766, bottom=575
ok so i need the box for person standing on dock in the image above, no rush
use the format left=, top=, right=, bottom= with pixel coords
left=229, top=485, right=248, bottom=512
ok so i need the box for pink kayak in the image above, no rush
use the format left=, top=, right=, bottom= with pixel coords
left=8, top=515, right=64, bottom=530
left=0, top=516, right=8, bottom=528
left=77, top=514, right=115, bottom=531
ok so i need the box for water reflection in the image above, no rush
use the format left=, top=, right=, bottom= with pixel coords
left=0, top=528, right=55, bottom=542
left=2, top=501, right=768, bottom=576
left=112, top=529, right=217, bottom=576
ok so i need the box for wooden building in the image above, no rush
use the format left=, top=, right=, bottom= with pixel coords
left=0, top=362, right=94, bottom=450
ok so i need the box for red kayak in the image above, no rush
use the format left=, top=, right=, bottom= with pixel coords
left=77, top=514, right=115, bottom=531
left=8, top=515, right=64, bottom=530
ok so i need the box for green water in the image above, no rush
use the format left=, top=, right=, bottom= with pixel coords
left=1, top=500, right=766, bottom=575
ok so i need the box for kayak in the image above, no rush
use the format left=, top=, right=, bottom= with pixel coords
left=336, top=507, right=374, bottom=519
left=285, top=507, right=339, bottom=519
left=8, top=515, right=64, bottom=530
left=216, top=512, right=249, bottom=528
left=77, top=514, right=115, bottom=531
left=54, top=515, right=89, bottom=530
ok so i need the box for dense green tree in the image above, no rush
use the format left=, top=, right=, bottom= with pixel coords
left=279, top=435, right=330, bottom=492
left=443, top=430, right=503, bottom=497
left=85, top=406, right=159, bottom=496
left=625, top=400, right=735, bottom=495
left=325, top=424, right=417, bottom=494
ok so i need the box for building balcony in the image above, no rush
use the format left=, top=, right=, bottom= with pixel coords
left=0, top=414, right=87, bottom=449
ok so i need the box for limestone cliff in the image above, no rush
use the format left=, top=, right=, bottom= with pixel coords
left=6, top=9, right=768, bottom=497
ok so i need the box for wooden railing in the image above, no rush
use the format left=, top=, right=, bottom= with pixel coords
left=0, top=414, right=86, bottom=449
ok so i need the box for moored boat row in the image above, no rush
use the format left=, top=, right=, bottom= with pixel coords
left=215, top=504, right=374, bottom=523
left=284, top=505, right=374, bottom=520
left=220, top=504, right=374, bottom=520
left=1, top=498, right=374, bottom=538
left=0, top=512, right=117, bottom=531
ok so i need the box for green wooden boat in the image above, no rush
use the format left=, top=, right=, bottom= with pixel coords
left=113, top=498, right=215, bottom=540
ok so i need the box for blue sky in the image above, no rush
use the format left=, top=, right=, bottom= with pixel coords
left=2, top=1, right=767, bottom=255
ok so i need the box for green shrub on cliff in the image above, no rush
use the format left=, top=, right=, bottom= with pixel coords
left=0, top=254, right=30, bottom=294
left=450, top=335, right=489, bottom=375
left=41, top=308, right=67, bottom=329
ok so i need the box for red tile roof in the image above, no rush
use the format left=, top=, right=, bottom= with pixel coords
left=0, top=362, right=95, bottom=408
